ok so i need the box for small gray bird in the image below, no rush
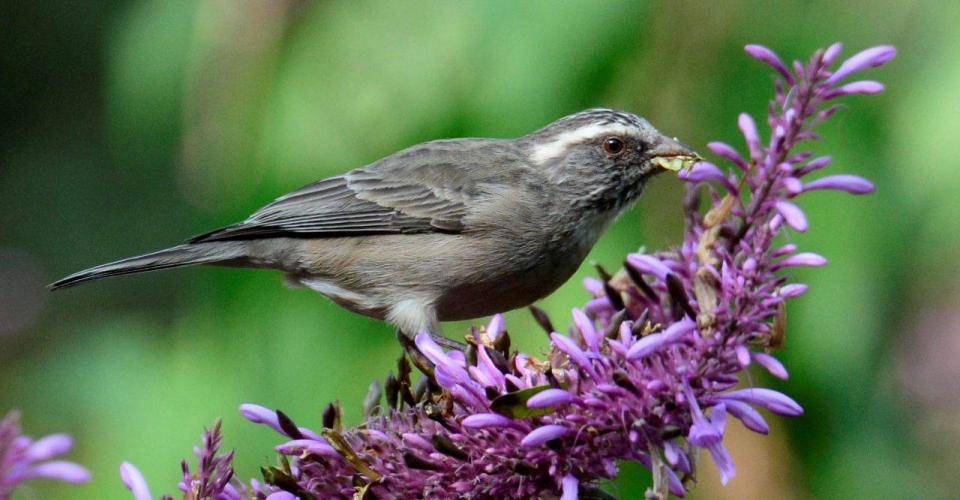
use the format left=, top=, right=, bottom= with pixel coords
left=51, top=109, right=698, bottom=349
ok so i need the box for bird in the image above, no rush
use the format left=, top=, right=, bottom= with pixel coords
left=51, top=108, right=699, bottom=351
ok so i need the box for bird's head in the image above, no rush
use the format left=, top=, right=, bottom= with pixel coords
left=521, top=108, right=700, bottom=213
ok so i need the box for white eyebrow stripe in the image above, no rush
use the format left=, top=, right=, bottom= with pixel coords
left=529, top=124, right=637, bottom=165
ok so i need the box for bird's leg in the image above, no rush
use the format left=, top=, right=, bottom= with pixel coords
left=431, top=334, right=467, bottom=351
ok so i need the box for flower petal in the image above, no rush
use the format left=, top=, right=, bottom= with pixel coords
left=25, top=434, right=73, bottom=462
left=625, top=332, right=665, bottom=360
left=275, top=439, right=338, bottom=459
left=752, top=352, right=789, bottom=379
left=744, top=44, right=794, bottom=84
left=266, top=493, right=298, bottom=500
left=416, top=332, right=471, bottom=387
left=572, top=308, right=599, bottom=351
left=826, top=80, right=885, bottom=98
left=551, top=332, right=597, bottom=378
left=582, top=277, right=605, bottom=296
left=774, top=201, right=808, bottom=232
left=724, top=400, right=770, bottom=434
left=738, top=113, right=762, bottom=160
left=521, top=425, right=574, bottom=447
left=823, top=42, right=843, bottom=65
left=707, top=142, right=749, bottom=170
left=526, top=388, right=575, bottom=409
left=774, top=252, right=827, bottom=269
left=826, top=45, right=896, bottom=84
left=626, top=253, right=672, bottom=282
left=21, top=461, right=91, bottom=483
left=561, top=473, right=579, bottom=500
left=486, top=314, right=505, bottom=340
left=662, top=317, right=698, bottom=343
left=120, top=462, right=152, bottom=500
left=717, top=388, right=804, bottom=416
left=779, top=283, right=808, bottom=298
left=803, top=174, right=875, bottom=194
left=462, top=413, right=515, bottom=429
left=679, top=161, right=731, bottom=185
left=239, top=404, right=283, bottom=434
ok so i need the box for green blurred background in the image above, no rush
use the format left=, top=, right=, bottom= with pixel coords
left=2, top=1, right=957, bottom=498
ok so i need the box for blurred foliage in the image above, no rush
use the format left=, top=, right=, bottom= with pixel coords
left=1, top=1, right=958, bottom=499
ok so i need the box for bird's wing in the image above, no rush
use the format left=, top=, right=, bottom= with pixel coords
left=188, top=150, right=479, bottom=243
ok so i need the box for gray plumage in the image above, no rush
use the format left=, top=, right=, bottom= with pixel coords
left=51, top=109, right=698, bottom=344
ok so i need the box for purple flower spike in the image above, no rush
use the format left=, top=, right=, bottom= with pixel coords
left=826, top=45, right=896, bottom=84
left=561, top=474, right=579, bottom=500
left=527, top=388, right=576, bottom=409
left=803, top=174, right=875, bottom=194
left=744, top=44, right=794, bottom=84
left=0, top=411, right=91, bottom=498
left=774, top=201, right=808, bottom=231
left=120, top=462, right=153, bottom=500
left=522, top=425, right=574, bottom=447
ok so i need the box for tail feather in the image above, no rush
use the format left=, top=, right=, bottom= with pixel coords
left=49, top=243, right=244, bottom=290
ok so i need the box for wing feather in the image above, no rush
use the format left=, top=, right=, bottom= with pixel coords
left=187, top=144, right=487, bottom=243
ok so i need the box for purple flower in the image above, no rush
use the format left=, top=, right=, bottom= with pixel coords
left=686, top=400, right=735, bottom=485
left=120, top=462, right=153, bottom=500
left=745, top=44, right=794, bottom=83
left=774, top=200, right=808, bottom=231
left=0, top=410, right=91, bottom=499
left=120, top=420, right=280, bottom=500
left=826, top=45, right=897, bottom=84
left=527, top=388, right=576, bottom=409
left=803, top=174, right=875, bottom=194
left=521, top=425, right=574, bottom=447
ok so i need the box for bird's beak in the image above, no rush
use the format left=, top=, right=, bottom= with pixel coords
left=648, top=137, right=702, bottom=172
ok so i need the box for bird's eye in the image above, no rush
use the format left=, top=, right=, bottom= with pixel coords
left=603, top=137, right=625, bottom=155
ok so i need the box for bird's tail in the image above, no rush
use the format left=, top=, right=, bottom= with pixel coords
left=49, top=243, right=246, bottom=290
